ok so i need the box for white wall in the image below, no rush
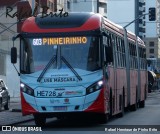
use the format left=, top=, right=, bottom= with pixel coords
left=0, top=6, right=20, bottom=97
left=0, top=40, right=20, bottom=98
left=6, top=55, right=20, bottom=97
left=70, top=0, right=97, bottom=12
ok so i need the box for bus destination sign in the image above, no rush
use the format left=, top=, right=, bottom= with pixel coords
left=32, top=37, right=88, bottom=46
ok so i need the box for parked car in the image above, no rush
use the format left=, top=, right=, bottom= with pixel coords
left=148, top=71, right=157, bottom=93
left=0, top=79, right=10, bottom=111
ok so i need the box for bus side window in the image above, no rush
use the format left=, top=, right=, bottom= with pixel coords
left=105, top=34, right=113, bottom=64
left=105, top=46, right=113, bottom=63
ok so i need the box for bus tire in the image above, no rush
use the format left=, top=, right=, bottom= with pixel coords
left=130, top=103, right=137, bottom=111
left=139, top=100, right=145, bottom=108
left=117, top=92, right=125, bottom=118
left=109, top=89, right=112, bottom=118
left=34, top=114, right=46, bottom=126
left=130, top=91, right=137, bottom=111
left=99, top=113, right=108, bottom=124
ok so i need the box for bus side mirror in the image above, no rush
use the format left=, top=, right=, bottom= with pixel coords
left=11, top=47, right=17, bottom=64
left=105, top=46, right=113, bottom=63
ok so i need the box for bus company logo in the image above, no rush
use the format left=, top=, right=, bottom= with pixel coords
left=64, top=98, right=69, bottom=103
left=43, top=77, right=76, bottom=83
left=65, top=91, right=83, bottom=96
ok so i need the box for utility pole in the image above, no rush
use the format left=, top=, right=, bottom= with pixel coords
left=123, top=7, right=156, bottom=106
left=97, top=0, right=99, bottom=13
left=32, top=0, right=35, bottom=15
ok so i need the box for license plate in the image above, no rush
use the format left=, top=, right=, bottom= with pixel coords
left=54, top=106, right=67, bottom=111
left=36, top=90, right=65, bottom=97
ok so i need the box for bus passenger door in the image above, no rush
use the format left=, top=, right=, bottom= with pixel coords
left=112, top=35, right=118, bottom=115
left=103, top=33, right=115, bottom=115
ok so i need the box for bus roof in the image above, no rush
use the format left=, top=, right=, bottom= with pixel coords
left=21, top=12, right=145, bottom=47
left=21, top=12, right=102, bottom=33
left=103, top=17, right=145, bottom=47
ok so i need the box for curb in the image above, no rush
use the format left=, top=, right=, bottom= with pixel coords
left=10, top=109, right=22, bottom=112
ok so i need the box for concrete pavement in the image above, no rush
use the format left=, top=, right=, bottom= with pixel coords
left=0, top=97, right=34, bottom=126
left=2, top=90, right=159, bottom=126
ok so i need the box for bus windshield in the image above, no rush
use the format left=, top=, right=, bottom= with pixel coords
left=20, top=36, right=101, bottom=74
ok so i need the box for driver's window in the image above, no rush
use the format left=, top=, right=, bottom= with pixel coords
left=103, top=33, right=114, bottom=65
left=20, top=39, right=34, bottom=73
left=87, top=37, right=101, bottom=71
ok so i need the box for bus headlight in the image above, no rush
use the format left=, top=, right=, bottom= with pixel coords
left=86, top=80, right=103, bottom=95
left=20, top=83, right=34, bottom=96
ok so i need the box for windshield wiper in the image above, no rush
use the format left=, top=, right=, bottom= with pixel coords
left=61, top=56, right=82, bottom=81
left=37, top=55, right=56, bottom=82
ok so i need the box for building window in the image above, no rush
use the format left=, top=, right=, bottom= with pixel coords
left=73, top=0, right=78, bottom=2
left=51, top=3, right=53, bottom=10
left=139, top=27, right=145, bottom=33
left=67, top=1, right=71, bottom=10
left=0, top=53, right=6, bottom=75
left=149, top=49, right=154, bottom=53
left=143, top=22, right=146, bottom=26
left=139, top=11, right=143, bottom=15
left=48, top=1, right=51, bottom=8
left=150, top=55, right=154, bottom=58
left=149, top=41, right=154, bottom=47
left=139, top=19, right=143, bottom=24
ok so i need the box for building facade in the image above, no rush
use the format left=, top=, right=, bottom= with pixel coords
left=135, top=0, right=146, bottom=39
left=157, top=0, right=160, bottom=37
left=145, top=0, right=156, bottom=37
left=0, top=0, right=20, bottom=97
left=144, top=0, right=160, bottom=60
left=47, top=0, right=107, bottom=15
left=144, top=37, right=160, bottom=58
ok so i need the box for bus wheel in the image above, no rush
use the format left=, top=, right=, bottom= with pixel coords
left=117, top=93, right=125, bottom=118
left=109, top=89, right=112, bottom=118
left=139, top=87, right=146, bottom=108
left=130, top=103, right=137, bottom=111
left=34, top=114, right=46, bottom=126
left=130, top=100, right=138, bottom=111
left=98, top=113, right=108, bottom=124
left=139, top=100, right=145, bottom=108
left=130, top=90, right=138, bottom=111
